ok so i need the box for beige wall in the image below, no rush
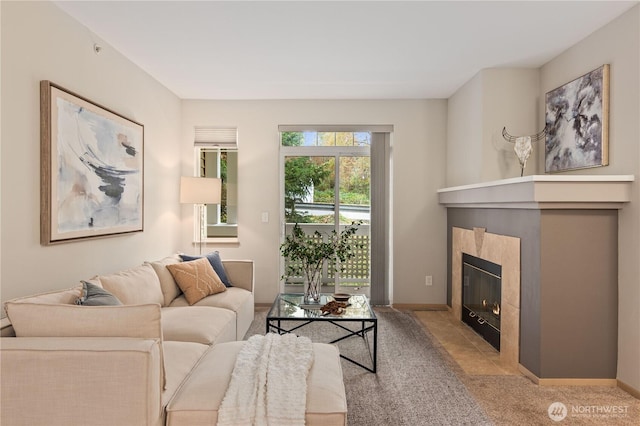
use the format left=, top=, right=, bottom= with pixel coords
left=446, top=72, right=483, bottom=186
left=482, top=68, right=541, bottom=179
left=540, top=6, right=640, bottom=392
left=181, top=100, right=448, bottom=305
left=446, top=68, right=540, bottom=186
left=0, top=1, right=183, bottom=309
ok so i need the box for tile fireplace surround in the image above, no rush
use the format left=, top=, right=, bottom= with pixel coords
left=439, top=175, right=634, bottom=384
left=452, top=227, right=520, bottom=369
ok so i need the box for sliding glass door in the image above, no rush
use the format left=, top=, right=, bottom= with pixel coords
left=281, top=132, right=371, bottom=297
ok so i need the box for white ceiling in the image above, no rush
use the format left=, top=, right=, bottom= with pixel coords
left=54, top=1, right=638, bottom=100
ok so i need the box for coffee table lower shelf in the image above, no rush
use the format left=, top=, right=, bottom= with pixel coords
left=266, top=317, right=377, bottom=373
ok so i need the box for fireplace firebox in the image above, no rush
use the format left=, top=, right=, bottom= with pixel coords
left=462, top=253, right=501, bottom=351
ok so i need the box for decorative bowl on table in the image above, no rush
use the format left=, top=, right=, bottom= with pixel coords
left=332, top=293, right=351, bottom=302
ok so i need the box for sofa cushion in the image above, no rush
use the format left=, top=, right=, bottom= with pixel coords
left=97, top=263, right=164, bottom=306
left=4, top=302, right=166, bottom=388
left=146, top=254, right=182, bottom=306
left=166, top=341, right=348, bottom=426
left=169, top=288, right=254, bottom=340
left=76, top=281, right=122, bottom=306
left=169, top=287, right=251, bottom=312
left=0, top=337, right=163, bottom=426
left=161, top=341, right=209, bottom=411
left=180, top=251, right=232, bottom=287
left=5, top=302, right=162, bottom=339
left=4, top=286, right=82, bottom=308
left=161, top=306, right=236, bottom=345
left=166, top=258, right=226, bottom=305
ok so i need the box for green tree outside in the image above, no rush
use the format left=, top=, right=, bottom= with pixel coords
left=282, top=132, right=370, bottom=223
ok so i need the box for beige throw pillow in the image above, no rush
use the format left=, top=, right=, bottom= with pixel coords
left=97, top=263, right=164, bottom=306
left=166, top=257, right=226, bottom=305
left=145, top=254, right=182, bottom=306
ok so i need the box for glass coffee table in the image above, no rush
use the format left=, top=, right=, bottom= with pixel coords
left=266, top=293, right=377, bottom=373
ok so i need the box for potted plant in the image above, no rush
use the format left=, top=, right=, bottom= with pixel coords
left=280, top=221, right=363, bottom=303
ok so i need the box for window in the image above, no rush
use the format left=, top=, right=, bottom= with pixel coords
left=194, top=127, right=238, bottom=240
left=285, top=131, right=372, bottom=147
left=279, top=125, right=392, bottom=304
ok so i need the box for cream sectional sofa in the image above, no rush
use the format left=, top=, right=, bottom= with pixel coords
left=0, top=255, right=348, bottom=426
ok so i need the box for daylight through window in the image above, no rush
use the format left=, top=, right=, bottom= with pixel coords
left=195, top=127, right=238, bottom=240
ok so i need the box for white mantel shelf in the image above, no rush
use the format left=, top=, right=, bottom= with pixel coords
left=438, top=175, right=635, bottom=209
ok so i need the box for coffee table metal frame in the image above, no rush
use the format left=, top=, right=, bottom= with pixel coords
left=266, top=293, right=377, bottom=373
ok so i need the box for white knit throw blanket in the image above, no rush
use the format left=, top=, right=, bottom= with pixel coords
left=217, top=333, right=314, bottom=426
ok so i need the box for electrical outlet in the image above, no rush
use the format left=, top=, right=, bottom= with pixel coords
left=425, top=275, right=433, bottom=286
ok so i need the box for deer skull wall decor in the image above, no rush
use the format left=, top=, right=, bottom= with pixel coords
left=502, top=126, right=547, bottom=177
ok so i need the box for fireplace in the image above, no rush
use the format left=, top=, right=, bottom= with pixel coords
left=451, top=227, right=520, bottom=368
left=462, top=253, right=501, bottom=351
left=442, top=176, right=631, bottom=382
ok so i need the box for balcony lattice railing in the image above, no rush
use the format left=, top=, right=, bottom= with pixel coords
left=283, top=223, right=370, bottom=287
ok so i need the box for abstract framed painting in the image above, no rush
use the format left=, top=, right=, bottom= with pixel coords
left=40, top=81, right=144, bottom=245
left=544, top=64, right=609, bottom=173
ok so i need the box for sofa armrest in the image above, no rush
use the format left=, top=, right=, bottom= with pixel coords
left=0, top=337, right=163, bottom=426
left=222, top=260, right=254, bottom=293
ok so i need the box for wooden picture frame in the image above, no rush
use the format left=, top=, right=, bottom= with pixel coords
left=544, top=64, right=609, bottom=172
left=41, top=81, right=144, bottom=245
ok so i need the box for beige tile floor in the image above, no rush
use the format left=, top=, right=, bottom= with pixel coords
left=414, top=309, right=519, bottom=376
left=412, top=309, right=640, bottom=425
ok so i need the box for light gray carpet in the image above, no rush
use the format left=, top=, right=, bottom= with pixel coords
left=245, top=308, right=492, bottom=425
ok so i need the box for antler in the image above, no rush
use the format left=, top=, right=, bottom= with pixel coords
left=502, top=127, right=516, bottom=143
left=530, top=125, right=547, bottom=142
left=502, top=125, right=547, bottom=143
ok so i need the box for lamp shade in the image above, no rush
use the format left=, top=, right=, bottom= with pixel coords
left=180, top=177, right=221, bottom=204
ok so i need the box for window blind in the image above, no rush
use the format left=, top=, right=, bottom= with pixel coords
left=194, top=127, right=238, bottom=148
